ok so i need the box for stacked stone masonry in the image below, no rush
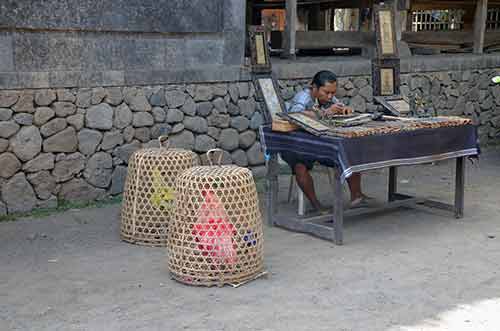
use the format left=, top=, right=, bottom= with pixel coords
left=0, top=83, right=266, bottom=215
left=399, top=70, right=500, bottom=143
left=1, top=69, right=499, bottom=215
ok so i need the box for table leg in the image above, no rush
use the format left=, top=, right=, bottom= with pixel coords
left=333, top=166, right=344, bottom=245
left=454, top=157, right=465, bottom=218
left=388, top=166, right=398, bottom=202
left=266, top=155, right=280, bottom=226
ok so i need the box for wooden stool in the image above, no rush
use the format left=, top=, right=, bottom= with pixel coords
left=287, top=165, right=335, bottom=215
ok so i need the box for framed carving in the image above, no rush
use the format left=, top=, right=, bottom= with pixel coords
left=248, top=26, right=272, bottom=74
left=380, top=68, right=395, bottom=96
left=387, top=99, right=410, bottom=114
left=372, top=58, right=400, bottom=97
left=373, top=4, right=398, bottom=59
left=253, top=75, right=287, bottom=124
left=374, top=95, right=410, bottom=116
left=277, top=112, right=330, bottom=136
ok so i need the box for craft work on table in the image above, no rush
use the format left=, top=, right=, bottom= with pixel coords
left=277, top=112, right=331, bottom=136
left=278, top=111, right=473, bottom=139
left=312, top=103, right=375, bottom=127
left=374, top=95, right=411, bottom=116
left=386, top=99, right=410, bottom=114
left=323, top=116, right=473, bottom=138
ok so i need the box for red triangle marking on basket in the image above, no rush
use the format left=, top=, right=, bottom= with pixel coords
left=192, top=191, right=237, bottom=265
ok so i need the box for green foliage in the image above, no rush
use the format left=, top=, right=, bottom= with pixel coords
left=0, top=195, right=123, bottom=223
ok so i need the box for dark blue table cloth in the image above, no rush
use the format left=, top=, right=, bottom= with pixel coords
left=260, top=124, right=479, bottom=181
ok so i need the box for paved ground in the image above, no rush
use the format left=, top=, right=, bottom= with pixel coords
left=1, top=149, right=499, bottom=331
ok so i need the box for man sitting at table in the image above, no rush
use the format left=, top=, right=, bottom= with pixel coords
left=282, top=70, right=372, bottom=211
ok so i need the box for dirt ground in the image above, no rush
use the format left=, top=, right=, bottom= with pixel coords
left=1, top=149, right=500, bottom=331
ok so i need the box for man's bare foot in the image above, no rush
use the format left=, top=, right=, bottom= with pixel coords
left=350, top=195, right=376, bottom=209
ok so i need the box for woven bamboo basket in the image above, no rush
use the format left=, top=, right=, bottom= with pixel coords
left=120, top=136, right=199, bottom=246
left=168, top=149, right=265, bottom=287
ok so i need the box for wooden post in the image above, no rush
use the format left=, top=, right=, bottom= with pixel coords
left=370, top=5, right=375, bottom=31
left=388, top=166, right=398, bottom=202
left=266, top=155, right=280, bottom=226
left=333, top=167, right=344, bottom=245
left=473, top=0, right=488, bottom=54
left=396, top=0, right=413, bottom=56
left=397, top=0, right=411, bottom=35
left=393, top=1, right=403, bottom=41
left=331, top=7, right=336, bottom=31
left=246, top=1, right=253, bottom=26
left=406, top=8, right=413, bottom=32
left=308, top=4, right=322, bottom=30
left=404, top=0, right=413, bottom=32
left=283, top=0, right=297, bottom=58
left=454, top=157, right=465, bottom=218
left=359, top=6, right=365, bottom=31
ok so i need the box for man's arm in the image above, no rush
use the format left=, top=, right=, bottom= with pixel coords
left=287, top=102, right=306, bottom=113
left=286, top=89, right=312, bottom=114
left=302, top=110, right=317, bottom=118
left=287, top=102, right=316, bottom=118
left=325, top=104, right=353, bottom=115
left=328, top=96, right=353, bottom=115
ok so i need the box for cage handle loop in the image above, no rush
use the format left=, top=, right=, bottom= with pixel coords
left=158, top=135, right=170, bottom=149
left=206, top=149, right=223, bottom=166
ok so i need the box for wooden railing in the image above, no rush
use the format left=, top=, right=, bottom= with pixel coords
left=411, top=9, right=465, bottom=31
left=487, top=7, right=500, bottom=30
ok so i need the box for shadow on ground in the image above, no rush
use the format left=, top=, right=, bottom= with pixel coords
left=1, top=149, right=499, bottom=331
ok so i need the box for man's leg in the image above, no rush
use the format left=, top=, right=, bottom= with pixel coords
left=294, top=163, right=322, bottom=210
left=347, top=173, right=363, bottom=201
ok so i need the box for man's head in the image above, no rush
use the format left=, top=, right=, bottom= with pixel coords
left=311, top=70, right=337, bottom=105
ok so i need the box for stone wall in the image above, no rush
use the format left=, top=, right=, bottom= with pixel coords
left=0, top=82, right=265, bottom=215
left=279, top=68, right=500, bottom=144
left=1, top=67, right=499, bottom=215
left=0, top=1, right=223, bottom=33
left=400, top=69, right=500, bottom=143
left=0, top=0, right=246, bottom=89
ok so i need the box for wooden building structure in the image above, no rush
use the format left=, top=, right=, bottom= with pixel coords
left=247, top=0, right=500, bottom=57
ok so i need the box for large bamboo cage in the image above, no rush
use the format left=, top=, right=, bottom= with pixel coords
left=168, top=149, right=265, bottom=287
left=120, top=137, right=199, bottom=246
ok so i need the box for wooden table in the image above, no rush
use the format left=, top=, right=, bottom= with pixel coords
left=260, top=124, right=479, bottom=245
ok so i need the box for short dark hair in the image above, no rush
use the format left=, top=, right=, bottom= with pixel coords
left=312, top=70, right=337, bottom=88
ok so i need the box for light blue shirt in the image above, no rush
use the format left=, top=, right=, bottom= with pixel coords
left=286, top=88, right=341, bottom=113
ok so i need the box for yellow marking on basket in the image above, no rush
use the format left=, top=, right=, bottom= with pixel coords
left=151, top=168, right=176, bottom=209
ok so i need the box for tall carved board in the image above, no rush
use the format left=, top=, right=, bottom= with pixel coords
left=372, top=2, right=405, bottom=115
left=248, top=26, right=272, bottom=74
left=373, top=3, right=399, bottom=59
left=372, top=58, right=401, bottom=97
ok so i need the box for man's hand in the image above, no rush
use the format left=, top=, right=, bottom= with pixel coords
left=325, top=104, right=353, bottom=115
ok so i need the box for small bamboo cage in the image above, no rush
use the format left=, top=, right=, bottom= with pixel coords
left=120, top=136, right=199, bottom=246
left=168, top=149, right=265, bottom=287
